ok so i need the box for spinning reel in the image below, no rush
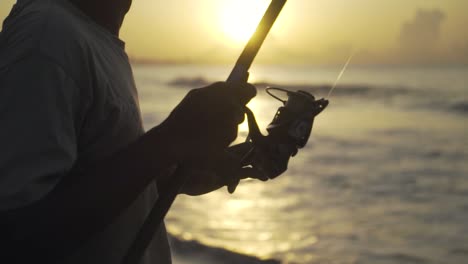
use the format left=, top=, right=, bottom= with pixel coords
left=225, top=88, right=328, bottom=192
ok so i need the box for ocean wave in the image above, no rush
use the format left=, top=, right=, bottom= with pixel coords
left=254, top=82, right=375, bottom=97
left=166, top=76, right=414, bottom=97
left=365, top=252, right=429, bottom=264
left=255, top=82, right=420, bottom=99
left=449, top=100, right=468, bottom=115
left=411, top=99, right=468, bottom=116
left=168, top=234, right=281, bottom=264
left=450, top=248, right=468, bottom=256
left=167, top=76, right=211, bottom=88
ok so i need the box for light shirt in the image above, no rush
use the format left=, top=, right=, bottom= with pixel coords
left=0, top=0, right=171, bottom=263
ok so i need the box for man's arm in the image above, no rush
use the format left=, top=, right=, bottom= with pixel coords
left=2, top=123, right=183, bottom=261
left=0, top=54, right=181, bottom=261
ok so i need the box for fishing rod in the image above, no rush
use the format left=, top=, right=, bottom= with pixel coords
left=227, top=0, right=287, bottom=84
left=122, top=1, right=288, bottom=263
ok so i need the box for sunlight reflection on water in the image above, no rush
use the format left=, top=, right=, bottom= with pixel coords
left=135, top=64, right=468, bottom=264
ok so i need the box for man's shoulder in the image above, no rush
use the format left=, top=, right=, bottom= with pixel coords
left=1, top=0, right=109, bottom=78
left=38, top=1, right=100, bottom=55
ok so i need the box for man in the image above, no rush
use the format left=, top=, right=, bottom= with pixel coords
left=0, top=0, right=261, bottom=263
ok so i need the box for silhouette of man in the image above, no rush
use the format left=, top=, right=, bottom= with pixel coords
left=0, top=0, right=260, bottom=263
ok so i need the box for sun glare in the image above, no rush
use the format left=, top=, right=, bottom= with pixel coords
left=219, top=0, right=270, bottom=44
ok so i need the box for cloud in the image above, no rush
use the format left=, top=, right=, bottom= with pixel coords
left=399, top=8, right=446, bottom=53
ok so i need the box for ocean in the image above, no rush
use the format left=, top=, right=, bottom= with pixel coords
left=133, top=64, right=468, bottom=264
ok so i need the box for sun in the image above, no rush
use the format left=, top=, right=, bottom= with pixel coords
left=219, top=0, right=270, bottom=44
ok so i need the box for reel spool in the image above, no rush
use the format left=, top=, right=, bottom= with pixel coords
left=265, top=88, right=328, bottom=148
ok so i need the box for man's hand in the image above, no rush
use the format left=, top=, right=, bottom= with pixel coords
left=177, top=149, right=268, bottom=196
left=158, top=82, right=256, bottom=162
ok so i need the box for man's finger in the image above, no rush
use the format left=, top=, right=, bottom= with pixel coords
left=227, top=82, right=257, bottom=105
left=237, top=167, right=269, bottom=181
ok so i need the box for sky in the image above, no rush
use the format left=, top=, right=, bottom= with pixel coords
left=1, top=0, right=467, bottom=65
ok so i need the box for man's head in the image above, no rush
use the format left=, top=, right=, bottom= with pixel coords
left=69, top=0, right=132, bottom=36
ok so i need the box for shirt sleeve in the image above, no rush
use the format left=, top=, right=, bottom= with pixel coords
left=0, top=54, right=82, bottom=210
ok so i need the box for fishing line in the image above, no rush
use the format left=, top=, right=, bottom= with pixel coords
left=327, top=52, right=355, bottom=99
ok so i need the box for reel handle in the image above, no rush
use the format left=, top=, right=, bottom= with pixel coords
left=225, top=106, right=262, bottom=193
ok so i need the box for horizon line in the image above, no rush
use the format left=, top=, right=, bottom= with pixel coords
left=128, top=57, right=468, bottom=68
